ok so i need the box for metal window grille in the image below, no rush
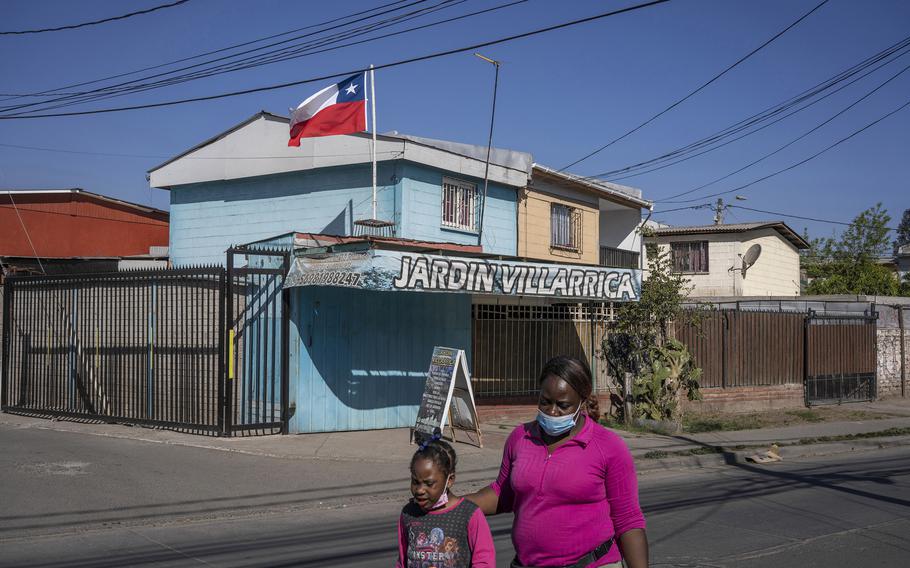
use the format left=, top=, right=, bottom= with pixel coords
left=671, top=241, right=709, bottom=272
left=599, top=246, right=641, bottom=269
left=551, top=204, right=582, bottom=251
left=471, top=302, right=615, bottom=398
left=441, top=178, right=478, bottom=232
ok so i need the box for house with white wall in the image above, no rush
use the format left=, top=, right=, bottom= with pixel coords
left=645, top=221, right=809, bottom=297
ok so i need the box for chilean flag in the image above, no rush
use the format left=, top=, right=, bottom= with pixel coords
left=288, top=74, right=367, bottom=146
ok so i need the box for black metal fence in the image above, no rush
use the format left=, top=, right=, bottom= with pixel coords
left=1, top=251, right=289, bottom=436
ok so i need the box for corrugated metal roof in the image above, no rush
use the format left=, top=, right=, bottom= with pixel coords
left=649, top=221, right=810, bottom=249
left=1, top=188, right=168, bottom=217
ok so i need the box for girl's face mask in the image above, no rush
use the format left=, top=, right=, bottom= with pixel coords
left=536, top=404, right=582, bottom=436
left=428, top=475, right=453, bottom=510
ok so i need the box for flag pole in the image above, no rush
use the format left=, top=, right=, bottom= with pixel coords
left=370, top=65, right=378, bottom=221
left=474, top=53, right=500, bottom=249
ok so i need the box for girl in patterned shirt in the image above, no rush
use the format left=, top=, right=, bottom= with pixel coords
left=396, top=438, right=495, bottom=568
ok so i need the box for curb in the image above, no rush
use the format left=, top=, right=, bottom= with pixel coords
left=635, top=435, right=910, bottom=473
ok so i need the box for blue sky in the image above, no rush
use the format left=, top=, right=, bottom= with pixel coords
left=1, top=0, right=907, bottom=242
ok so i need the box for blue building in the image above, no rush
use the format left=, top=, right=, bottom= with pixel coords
left=149, top=112, right=527, bottom=267
left=149, top=112, right=647, bottom=433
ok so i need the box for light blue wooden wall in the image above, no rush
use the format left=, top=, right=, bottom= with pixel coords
left=289, top=286, right=472, bottom=433
left=168, top=163, right=400, bottom=266
left=169, top=160, right=519, bottom=266
left=398, top=162, right=517, bottom=256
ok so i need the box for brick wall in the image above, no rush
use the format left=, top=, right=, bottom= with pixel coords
left=682, top=384, right=805, bottom=413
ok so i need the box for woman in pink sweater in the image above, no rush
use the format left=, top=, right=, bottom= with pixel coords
left=467, top=356, right=648, bottom=568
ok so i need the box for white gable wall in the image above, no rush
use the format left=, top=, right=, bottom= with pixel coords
left=740, top=228, right=801, bottom=296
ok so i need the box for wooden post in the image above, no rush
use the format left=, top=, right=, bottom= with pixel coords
left=623, top=371, right=633, bottom=426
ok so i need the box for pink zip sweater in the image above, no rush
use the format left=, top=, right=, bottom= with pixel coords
left=491, top=417, right=645, bottom=567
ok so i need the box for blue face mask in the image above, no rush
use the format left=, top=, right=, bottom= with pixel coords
left=536, top=405, right=582, bottom=436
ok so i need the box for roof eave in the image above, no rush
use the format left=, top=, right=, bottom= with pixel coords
left=531, top=164, right=652, bottom=209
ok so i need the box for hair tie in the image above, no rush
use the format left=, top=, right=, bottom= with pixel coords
left=418, top=432, right=442, bottom=451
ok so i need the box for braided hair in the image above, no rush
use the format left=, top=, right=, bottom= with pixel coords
left=411, top=435, right=458, bottom=478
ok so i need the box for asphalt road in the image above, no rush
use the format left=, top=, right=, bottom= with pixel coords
left=2, top=425, right=909, bottom=567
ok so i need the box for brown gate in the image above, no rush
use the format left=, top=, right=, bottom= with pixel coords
left=673, top=310, right=804, bottom=388
left=804, top=311, right=877, bottom=405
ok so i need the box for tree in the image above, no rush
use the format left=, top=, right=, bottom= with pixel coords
left=804, top=204, right=900, bottom=296
left=896, top=208, right=910, bottom=255
left=604, top=243, right=702, bottom=425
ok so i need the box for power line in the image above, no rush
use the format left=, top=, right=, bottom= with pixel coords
left=0, top=0, right=674, bottom=120
left=0, top=0, right=453, bottom=115
left=0, top=0, right=413, bottom=102
left=1, top=0, right=529, bottom=117
left=652, top=204, right=711, bottom=214
left=664, top=96, right=910, bottom=204
left=727, top=205, right=898, bottom=231
left=591, top=34, right=910, bottom=181
left=2, top=194, right=45, bottom=274
left=657, top=59, right=910, bottom=202
left=0, top=0, right=191, bottom=36
left=0, top=141, right=404, bottom=160
left=559, top=0, right=831, bottom=172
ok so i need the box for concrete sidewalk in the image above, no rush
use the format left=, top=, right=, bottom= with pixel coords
left=3, top=397, right=910, bottom=476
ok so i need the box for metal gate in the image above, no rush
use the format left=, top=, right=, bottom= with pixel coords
left=225, top=247, right=290, bottom=435
left=1, top=268, right=226, bottom=433
left=1, top=249, right=290, bottom=436
left=804, top=310, right=877, bottom=406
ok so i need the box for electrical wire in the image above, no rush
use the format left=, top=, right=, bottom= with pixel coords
left=0, top=141, right=405, bottom=161
left=656, top=59, right=910, bottom=202
left=0, top=0, right=674, bottom=120
left=590, top=35, right=910, bottom=181
left=0, top=0, right=454, bottom=115
left=2, top=194, right=46, bottom=274
left=664, top=96, right=910, bottom=204
left=1, top=1, right=531, bottom=117
left=0, top=0, right=413, bottom=102
left=559, top=0, right=831, bottom=171
left=727, top=205, right=898, bottom=231
left=0, top=0, right=190, bottom=36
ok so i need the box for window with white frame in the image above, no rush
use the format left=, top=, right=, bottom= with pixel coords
left=551, top=203, right=582, bottom=251
left=441, top=177, right=478, bottom=232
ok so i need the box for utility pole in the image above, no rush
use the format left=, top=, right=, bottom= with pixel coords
left=474, top=52, right=501, bottom=249
left=711, top=195, right=747, bottom=225
left=713, top=198, right=725, bottom=225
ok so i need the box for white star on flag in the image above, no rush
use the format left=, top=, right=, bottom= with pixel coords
left=345, top=83, right=358, bottom=95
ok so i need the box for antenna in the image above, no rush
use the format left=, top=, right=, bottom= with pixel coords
left=739, top=244, right=762, bottom=278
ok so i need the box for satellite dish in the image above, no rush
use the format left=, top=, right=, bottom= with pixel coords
left=740, top=244, right=762, bottom=278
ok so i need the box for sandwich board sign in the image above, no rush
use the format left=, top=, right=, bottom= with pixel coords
left=412, top=346, right=483, bottom=448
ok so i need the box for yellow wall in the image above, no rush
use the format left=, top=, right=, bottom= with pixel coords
left=518, top=187, right=599, bottom=265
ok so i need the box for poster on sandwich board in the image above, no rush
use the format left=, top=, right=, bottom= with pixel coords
left=412, top=346, right=483, bottom=448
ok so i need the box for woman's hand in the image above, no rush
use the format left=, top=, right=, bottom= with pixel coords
left=464, top=486, right=500, bottom=516
left=618, top=528, right=648, bottom=568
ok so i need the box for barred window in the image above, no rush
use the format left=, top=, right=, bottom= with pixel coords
left=671, top=241, right=709, bottom=273
left=441, top=177, right=478, bottom=232
left=551, top=203, right=581, bottom=251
